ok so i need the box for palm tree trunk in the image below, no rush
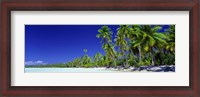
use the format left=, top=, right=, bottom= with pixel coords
left=151, top=47, right=155, bottom=66
left=122, top=52, right=126, bottom=68
left=129, top=44, right=135, bottom=56
left=124, top=52, right=129, bottom=68
left=138, top=44, right=142, bottom=63
left=159, top=49, right=163, bottom=65
left=112, top=57, right=116, bottom=67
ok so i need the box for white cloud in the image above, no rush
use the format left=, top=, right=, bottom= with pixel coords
left=25, top=61, right=47, bottom=66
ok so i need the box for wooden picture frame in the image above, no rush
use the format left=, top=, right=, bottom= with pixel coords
left=0, top=0, right=199, bottom=96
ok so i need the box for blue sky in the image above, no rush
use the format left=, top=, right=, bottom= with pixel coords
left=25, top=25, right=169, bottom=65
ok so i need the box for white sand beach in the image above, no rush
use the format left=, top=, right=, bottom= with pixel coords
left=25, top=65, right=175, bottom=73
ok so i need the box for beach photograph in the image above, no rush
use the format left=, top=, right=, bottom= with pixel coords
left=25, top=25, right=175, bottom=73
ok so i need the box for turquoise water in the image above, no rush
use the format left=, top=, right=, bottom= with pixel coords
left=25, top=68, right=120, bottom=73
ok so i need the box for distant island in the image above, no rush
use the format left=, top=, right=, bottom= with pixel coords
left=25, top=25, right=175, bottom=72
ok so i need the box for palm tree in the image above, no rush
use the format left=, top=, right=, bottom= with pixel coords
left=81, top=49, right=92, bottom=67
left=81, top=55, right=92, bottom=67
left=129, top=25, right=144, bottom=65
left=161, top=25, right=175, bottom=65
left=137, top=25, right=167, bottom=66
left=97, top=26, right=116, bottom=67
left=115, top=25, right=131, bottom=68
left=103, top=43, right=117, bottom=67
left=165, top=25, right=175, bottom=53
left=94, top=52, right=103, bottom=67
left=102, top=55, right=109, bottom=67
left=84, top=49, right=88, bottom=55
left=72, top=58, right=81, bottom=67
left=96, top=26, right=112, bottom=45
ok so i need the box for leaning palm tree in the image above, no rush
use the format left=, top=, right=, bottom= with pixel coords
left=129, top=25, right=144, bottom=64
left=103, top=43, right=117, bottom=67
left=115, top=34, right=127, bottom=67
left=137, top=25, right=167, bottom=66
left=97, top=26, right=116, bottom=67
left=115, top=25, right=130, bottom=68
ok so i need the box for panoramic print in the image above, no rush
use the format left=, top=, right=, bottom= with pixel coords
left=25, top=25, right=175, bottom=73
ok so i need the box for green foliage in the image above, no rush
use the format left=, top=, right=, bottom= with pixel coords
left=84, top=49, right=87, bottom=53
left=97, top=26, right=117, bottom=67
left=27, top=25, right=175, bottom=68
left=25, top=63, right=68, bottom=68
left=141, top=60, right=151, bottom=66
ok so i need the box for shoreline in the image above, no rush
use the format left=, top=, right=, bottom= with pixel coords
left=25, top=65, right=175, bottom=72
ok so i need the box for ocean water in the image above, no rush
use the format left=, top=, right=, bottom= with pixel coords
left=25, top=68, right=120, bottom=73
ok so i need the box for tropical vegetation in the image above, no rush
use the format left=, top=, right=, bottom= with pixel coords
left=26, top=25, right=175, bottom=68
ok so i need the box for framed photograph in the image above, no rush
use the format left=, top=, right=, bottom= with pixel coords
left=0, top=0, right=199, bottom=96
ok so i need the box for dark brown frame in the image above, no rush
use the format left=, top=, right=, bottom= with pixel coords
left=0, top=0, right=199, bottom=97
